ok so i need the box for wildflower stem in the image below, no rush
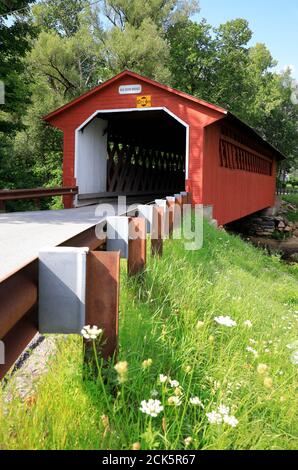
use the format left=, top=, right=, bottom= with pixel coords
left=92, top=340, right=111, bottom=413
left=174, top=369, right=195, bottom=449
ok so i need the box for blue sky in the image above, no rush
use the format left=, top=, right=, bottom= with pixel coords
left=198, top=0, right=298, bottom=78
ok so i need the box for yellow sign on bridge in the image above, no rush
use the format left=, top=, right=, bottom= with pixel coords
left=136, top=95, right=152, bottom=108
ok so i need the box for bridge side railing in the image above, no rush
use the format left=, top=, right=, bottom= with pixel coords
left=0, top=192, right=191, bottom=380
left=0, top=186, right=78, bottom=211
left=0, top=223, right=107, bottom=379
left=276, top=187, right=298, bottom=196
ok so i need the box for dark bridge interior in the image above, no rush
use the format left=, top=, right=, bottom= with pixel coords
left=97, top=110, right=186, bottom=199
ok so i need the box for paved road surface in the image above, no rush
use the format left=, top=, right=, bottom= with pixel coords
left=0, top=205, right=109, bottom=281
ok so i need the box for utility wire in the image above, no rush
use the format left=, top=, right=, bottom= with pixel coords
left=0, top=0, right=101, bottom=19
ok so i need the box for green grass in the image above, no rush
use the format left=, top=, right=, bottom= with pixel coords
left=282, top=195, right=298, bottom=223
left=1, top=222, right=298, bottom=450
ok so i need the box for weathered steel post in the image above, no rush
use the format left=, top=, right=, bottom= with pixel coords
left=85, top=251, right=120, bottom=362
left=166, top=197, right=175, bottom=237
left=151, top=205, right=164, bottom=257
left=127, top=217, right=147, bottom=276
left=175, top=194, right=183, bottom=218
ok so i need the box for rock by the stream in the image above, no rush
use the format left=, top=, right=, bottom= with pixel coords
left=228, top=200, right=298, bottom=238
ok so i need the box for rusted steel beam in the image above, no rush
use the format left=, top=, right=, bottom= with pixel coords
left=0, top=222, right=107, bottom=379
left=85, top=251, right=120, bottom=361
left=0, top=308, right=38, bottom=380
left=128, top=217, right=147, bottom=276
left=61, top=225, right=107, bottom=251
left=0, top=274, right=38, bottom=339
left=151, top=206, right=163, bottom=257
left=0, top=186, right=78, bottom=201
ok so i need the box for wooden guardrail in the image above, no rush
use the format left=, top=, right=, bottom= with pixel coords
left=0, top=186, right=78, bottom=211
left=0, top=192, right=190, bottom=380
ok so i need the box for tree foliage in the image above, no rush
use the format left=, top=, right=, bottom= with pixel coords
left=0, top=0, right=36, bottom=192
left=167, top=17, right=298, bottom=175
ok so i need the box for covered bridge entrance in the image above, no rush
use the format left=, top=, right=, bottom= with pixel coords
left=44, top=70, right=285, bottom=225
left=76, top=108, right=187, bottom=203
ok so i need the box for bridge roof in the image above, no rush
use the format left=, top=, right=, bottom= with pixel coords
left=43, top=70, right=285, bottom=161
left=43, top=70, right=227, bottom=122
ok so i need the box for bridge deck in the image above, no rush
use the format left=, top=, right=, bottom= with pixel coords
left=0, top=205, right=111, bottom=282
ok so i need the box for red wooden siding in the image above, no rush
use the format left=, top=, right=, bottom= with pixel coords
left=202, top=122, right=276, bottom=225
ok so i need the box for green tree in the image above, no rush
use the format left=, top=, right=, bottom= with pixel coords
left=167, top=18, right=252, bottom=110
left=0, top=1, right=36, bottom=191
left=33, top=0, right=88, bottom=36
left=0, top=1, right=36, bottom=133
left=167, top=17, right=298, bottom=173
left=103, top=18, right=171, bottom=82
left=210, top=19, right=252, bottom=113
left=101, top=0, right=199, bottom=30
left=166, top=19, right=216, bottom=96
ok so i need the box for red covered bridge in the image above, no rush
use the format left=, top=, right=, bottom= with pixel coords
left=44, top=70, right=284, bottom=225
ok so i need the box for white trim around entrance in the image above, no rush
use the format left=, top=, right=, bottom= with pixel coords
left=75, top=107, right=190, bottom=181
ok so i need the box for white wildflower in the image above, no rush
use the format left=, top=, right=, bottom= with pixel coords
left=169, top=379, right=180, bottom=388
left=206, top=411, right=222, bottom=425
left=249, top=338, right=257, bottom=345
left=214, top=316, right=237, bottom=327
left=140, top=399, right=163, bottom=418
left=184, top=436, right=193, bottom=447
left=287, top=340, right=298, bottom=350
left=257, top=364, right=269, bottom=375
left=213, top=380, right=221, bottom=390
left=246, top=346, right=259, bottom=357
left=142, top=358, right=153, bottom=369
left=218, top=404, right=230, bottom=416
left=290, top=350, right=298, bottom=365
left=114, top=361, right=128, bottom=383
left=159, top=374, right=168, bottom=384
left=174, top=387, right=183, bottom=396
left=190, top=397, right=204, bottom=408
left=168, top=396, right=182, bottom=406
left=114, top=361, right=128, bottom=375
left=207, top=404, right=238, bottom=427
left=243, top=320, right=253, bottom=328
left=223, top=415, right=239, bottom=428
left=81, top=325, right=103, bottom=340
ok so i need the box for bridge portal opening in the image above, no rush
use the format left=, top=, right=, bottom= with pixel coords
left=75, top=109, right=188, bottom=205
